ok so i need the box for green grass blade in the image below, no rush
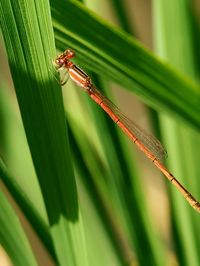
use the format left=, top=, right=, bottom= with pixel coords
left=52, top=0, right=200, bottom=130
left=0, top=190, right=37, bottom=266
left=68, top=124, right=129, bottom=265
left=153, top=0, right=200, bottom=265
left=109, top=0, right=134, bottom=34
left=0, top=158, right=57, bottom=263
left=0, top=0, right=88, bottom=265
left=0, top=82, right=46, bottom=222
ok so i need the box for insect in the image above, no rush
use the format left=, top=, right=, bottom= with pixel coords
left=55, top=48, right=200, bottom=213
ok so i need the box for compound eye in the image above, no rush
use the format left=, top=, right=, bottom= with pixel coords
left=65, top=49, right=75, bottom=59
left=55, top=58, right=64, bottom=67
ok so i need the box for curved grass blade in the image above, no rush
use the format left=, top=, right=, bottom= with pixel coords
left=0, top=158, right=57, bottom=263
left=0, top=189, right=38, bottom=266
left=51, top=0, right=200, bottom=130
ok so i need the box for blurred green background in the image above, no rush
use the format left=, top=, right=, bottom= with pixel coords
left=0, top=0, right=200, bottom=265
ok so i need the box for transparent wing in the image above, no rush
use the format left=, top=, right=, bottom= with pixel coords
left=92, top=87, right=167, bottom=160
